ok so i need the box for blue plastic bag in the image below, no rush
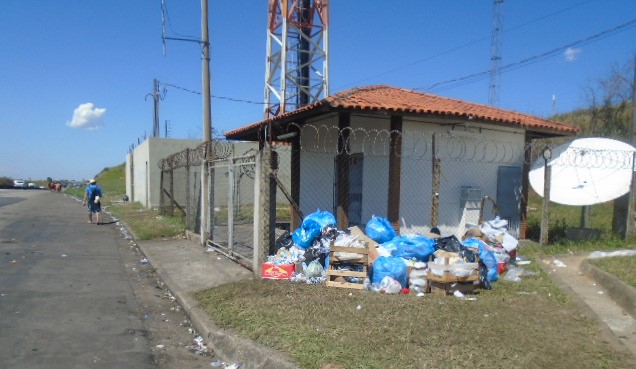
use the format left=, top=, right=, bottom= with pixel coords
left=383, top=235, right=435, bottom=261
left=302, top=209, right=336, bottom=231
left=372, top=256, right=407, bottom=287
left=291, top=219, right=321, bottom=249
left=476, top=240, right=499, bottom=282
left=365, top=216, right=396, bottom=244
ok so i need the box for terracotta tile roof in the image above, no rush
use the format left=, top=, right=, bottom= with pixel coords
left=225, top=84, right=579, bottom=139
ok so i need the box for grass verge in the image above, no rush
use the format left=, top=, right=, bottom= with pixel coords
left=196, top=242, right=636, bottom=369
left=65, top=164, right=186, bottom=240
left=589, top=255, right=636, bottom=288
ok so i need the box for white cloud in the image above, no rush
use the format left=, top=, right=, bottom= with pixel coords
left=563, top=47, right=581, bottom=62
left=67, top=103, right=106, bottom=129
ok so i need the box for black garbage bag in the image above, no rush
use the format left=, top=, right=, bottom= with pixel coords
left=460, top=247, right=477, bottom=263
left=304, top=247, right=327, bottom=267
left=435, top=235, right=463, bottom=253
left=270, top=231, right=294, bottom=255
left=479, top=262, right=492, bottom=290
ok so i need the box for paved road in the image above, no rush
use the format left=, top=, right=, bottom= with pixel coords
left=0, top=189, right=154, bottom=369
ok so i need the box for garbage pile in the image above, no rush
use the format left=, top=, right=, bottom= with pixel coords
left=263, top=209, right=526, bottom=295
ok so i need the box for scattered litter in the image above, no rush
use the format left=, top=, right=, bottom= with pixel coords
left=453, top=290, right=465, bottom=299
left=416, top=292, right=425, bottom=297
left=356, top=304, right=362, bottom=311
left=156, top=344, right=164, bottom=349
left=61, top=254, right=67, bottom=258
left=553, top=259, right=566, bottom=268
left=139, top=258, right=149, bottom=264
left=598, top=291, right=604, bottom=295
left=504, top=265, right=538, bottom=282
left=185, top=336, right=212, bottom=356
left=210, top=361, right=224, bottom=367
left=588, top=250, right=636, bottom=259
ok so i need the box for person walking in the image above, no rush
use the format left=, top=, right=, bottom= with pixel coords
left=83, top=179, right=103, bottom=224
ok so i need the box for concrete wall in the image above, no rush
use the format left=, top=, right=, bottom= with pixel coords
left=126, top=137, right=202, bottom=209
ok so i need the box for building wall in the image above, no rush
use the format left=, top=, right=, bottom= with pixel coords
left=127, top=137, right=202, bottom=208
left=296, top=114, right=525, bottom=238
left=400, top=120, right=525, bottom=238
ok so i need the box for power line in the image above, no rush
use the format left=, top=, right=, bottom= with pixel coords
left=416, top=17, right=636, bottom=93
left=336, top=0, right=598, bottom=89
left=159, top=82, right=269, bottom=105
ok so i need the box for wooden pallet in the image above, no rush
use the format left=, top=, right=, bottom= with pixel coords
left=325, top=245, right=369, bottom=289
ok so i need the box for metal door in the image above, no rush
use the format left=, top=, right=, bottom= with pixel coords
left=497, top=166, right=522, bottom=230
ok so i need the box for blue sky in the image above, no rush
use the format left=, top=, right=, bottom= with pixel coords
left=1, top=0, right=635, bottom=181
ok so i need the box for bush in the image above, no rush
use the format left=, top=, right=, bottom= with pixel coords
left=0, top=177, right=14, bottom=188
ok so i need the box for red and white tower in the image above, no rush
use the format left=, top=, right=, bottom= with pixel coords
left=264, top=0, right=329, bottom=118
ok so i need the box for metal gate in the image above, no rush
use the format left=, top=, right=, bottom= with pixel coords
left=207, top=151, right=257, bottom=269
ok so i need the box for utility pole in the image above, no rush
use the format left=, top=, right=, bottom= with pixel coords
left=200, top=0, right=212, bottom=245
left=612, top=55, right=636, bottom=239
left=153, top=79, right=160, bottom=137
left=628, top=55, right=636, bottom=238
left=145, top=79, right=161, bottom=137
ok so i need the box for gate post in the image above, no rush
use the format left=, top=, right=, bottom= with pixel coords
left=254, top=146, right=276, bottom=277
left=540, top=148, right=552, bottom=245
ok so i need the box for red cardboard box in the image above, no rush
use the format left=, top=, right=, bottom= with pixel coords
left=261, top=263, right=295, bottom=280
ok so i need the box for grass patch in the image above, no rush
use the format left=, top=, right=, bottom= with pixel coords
left=525, top=190, right=617, bottom=242
left=108, top=202, right=185, bottom=240
left=65, top=163, right=185, bottom=240
left=589, top=255, right=636, bottom=288
left=196, top=240, right=636, bottom=369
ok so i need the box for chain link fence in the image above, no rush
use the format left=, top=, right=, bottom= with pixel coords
left=157, top=125, right=635, bottom=274
left=271, top=123, right=635, bottom=245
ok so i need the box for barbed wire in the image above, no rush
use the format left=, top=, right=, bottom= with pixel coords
left=158, top=140, right=235, bottom=170
left=158, top=124, right=635, bottom=171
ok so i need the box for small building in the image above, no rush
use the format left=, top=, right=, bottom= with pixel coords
left=225, top=85, right=579, bottom=238
left=126, top=137, right=202, bottom=208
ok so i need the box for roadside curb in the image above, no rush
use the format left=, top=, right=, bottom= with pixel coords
left=536, top=255, right=632, bottom=356
left=126, top=231, right=300, bottom=369
left=580, top=259, right=636, bottom=319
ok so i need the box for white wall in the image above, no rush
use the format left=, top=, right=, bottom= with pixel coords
left=127, top=137, right=202, bottom=208
left=400, top=120, right=525, bottom=238
left=289, top=114, right=526, bottom=238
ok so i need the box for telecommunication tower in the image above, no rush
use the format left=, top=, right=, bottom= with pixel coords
left=264, top=0, right=329, bottom=118
left=489, top=0, right=504, bottom=106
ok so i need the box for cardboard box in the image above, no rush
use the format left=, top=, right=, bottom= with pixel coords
left=261, top=263, right=295, bottom=280
left=348, top=226, right=379, bottom=265
left=429, top=281, right=477, bottom=296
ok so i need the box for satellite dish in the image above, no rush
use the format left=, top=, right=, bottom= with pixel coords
left=529, top=137, right=636, bottom=206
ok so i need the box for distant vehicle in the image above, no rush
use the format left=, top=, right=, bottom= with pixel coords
left=27, top=182, right=36, bottom=189
left=13, top=179, right=26, bottom=189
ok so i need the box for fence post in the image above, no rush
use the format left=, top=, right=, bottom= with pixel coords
left=253, top=150, right=263, bottom=274
left=159, top=166, right=165, bottom=213
left=431, top=133, right=441, bottom=227
left=169, top=167, right=175, bottom=217
left=388, top=116, right=402, bottom=234
left=255, top=146, right=276, bottom=277
left=227, top=157, right=235, bottom=256
left=185, top=148, right=191, bottom=231
left=540, top=148, right=552, bottom=245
